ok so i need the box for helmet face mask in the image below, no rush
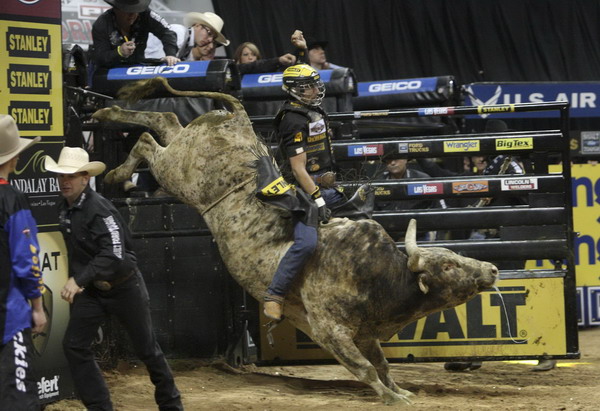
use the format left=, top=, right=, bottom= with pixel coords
left=282, top=64, right=326, bottom=106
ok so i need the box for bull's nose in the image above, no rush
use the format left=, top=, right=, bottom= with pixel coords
left=491, top=264, right=499, bottom=278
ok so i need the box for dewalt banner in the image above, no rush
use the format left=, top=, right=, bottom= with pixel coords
left=260, top=278, right=566, bottom=361
left=1, top=0, right=74, bottom=402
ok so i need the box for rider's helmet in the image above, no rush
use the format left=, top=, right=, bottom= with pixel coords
left=281, top=64, right=325, bottom=106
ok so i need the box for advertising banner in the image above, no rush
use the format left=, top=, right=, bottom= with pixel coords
left=528, top=164, right=600, bottom=326
left=463, top=82, right=600, bottom=119
left=260, top=277, right=567, bottom=361
left=1, top=0, right=74, bottom=403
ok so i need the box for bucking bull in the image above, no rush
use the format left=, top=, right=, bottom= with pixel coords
left=94, top=77, right=498, bottom=405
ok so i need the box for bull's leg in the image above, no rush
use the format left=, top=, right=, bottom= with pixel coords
left=356, top=338, right=413, bottom=398
left=105, top=132, right=162, bottom=184
left=309, top=321, right=412, bottom=405
left=93, top=106, right=183, bottom=145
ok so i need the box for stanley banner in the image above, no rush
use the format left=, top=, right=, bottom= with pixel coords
left=1, top=0, right=74, bottom=402
left=260, top=277, right=567, bottom=361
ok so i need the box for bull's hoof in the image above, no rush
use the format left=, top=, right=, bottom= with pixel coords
left=531, top=359, right=556, bottom=372
left=383, top=391, right=413, bottom=406
left=105, top=169, right=128, bottom=184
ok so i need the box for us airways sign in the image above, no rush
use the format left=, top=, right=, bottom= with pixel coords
left=464, top=82, right=600, bottom=118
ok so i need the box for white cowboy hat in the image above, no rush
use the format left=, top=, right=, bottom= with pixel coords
left=45, top=147, right=106, bottom=177
left=183, top=12, right=230, bottom=46
left=104, top=0, right=151, bottom=13
left=0, top=114, right=40, bottom=165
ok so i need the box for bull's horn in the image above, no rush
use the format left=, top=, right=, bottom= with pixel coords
left=405, top=219, right=420, bottom=256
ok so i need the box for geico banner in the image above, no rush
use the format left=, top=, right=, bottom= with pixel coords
left=528, top=163, right=600, bottom=325
left=357, top=77, right=437, bottom=97
left=260, top=277, right=566, bottom=361
left=241, top=70, right=333, bottom=88
left=107, top=61, right=207, bottom=80
left=463, top=82, right=600, bottom=119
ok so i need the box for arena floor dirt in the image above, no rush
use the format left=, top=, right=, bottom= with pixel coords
left=45, top=327, right=600, bottom=410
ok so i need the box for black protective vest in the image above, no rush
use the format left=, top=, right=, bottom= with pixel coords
left=275, top=102, right=335, bottom=175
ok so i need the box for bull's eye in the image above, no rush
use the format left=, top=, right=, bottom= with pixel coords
left=443, top=263, right=455, bottom=272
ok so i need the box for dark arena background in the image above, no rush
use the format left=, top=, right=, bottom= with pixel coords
left=2, top=0, right=600, bottom=409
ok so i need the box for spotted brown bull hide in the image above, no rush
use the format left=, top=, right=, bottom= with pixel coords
left=94, top=77, right=498, bottom=405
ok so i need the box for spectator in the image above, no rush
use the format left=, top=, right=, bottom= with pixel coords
left=306, top=38, right=341, bottom=70
left=0, top=114, right=47, bottom=410
left=234, top=41, right=296, bottom=74
left=176, top=12, right=229, bottom=61
left=91, top=0, right=179, bottom=70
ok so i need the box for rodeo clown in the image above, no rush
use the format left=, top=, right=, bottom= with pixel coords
left=262, top=31, right=345, bottom=321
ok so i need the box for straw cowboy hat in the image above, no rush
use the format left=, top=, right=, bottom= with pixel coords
left=0, top=114, right=40, bottom=165
left=45, top=147, right=106, bottom=177
left=183, top=12, right=230, bottom=46
left=104, top=0, right=151, bottom=14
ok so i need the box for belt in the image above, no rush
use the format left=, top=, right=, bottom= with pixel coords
left=93, top=270, right=135, bottom=291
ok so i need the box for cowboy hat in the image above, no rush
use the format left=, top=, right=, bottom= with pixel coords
left=183, top=12, right=230, bottom=46
left=0, top=114, right=40, bottom=165
left=45, top=147, right=106, bottom=177
left=306, top=38, right=328, bottom=51
left=104, top=0, right=150, bottom=13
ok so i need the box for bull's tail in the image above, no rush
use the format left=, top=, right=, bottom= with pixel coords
left=117, top=77, right=246, bottom=116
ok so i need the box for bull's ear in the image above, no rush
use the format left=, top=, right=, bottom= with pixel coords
left=418, top=273, right=429, bottom=294
left=408, top=254, right=425, bottom=272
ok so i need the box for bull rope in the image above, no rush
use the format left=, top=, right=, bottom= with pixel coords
left=201, top=176, right=255, bottom=216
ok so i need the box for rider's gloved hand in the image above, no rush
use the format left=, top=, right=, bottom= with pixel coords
left=311, top=187, right=331, bottom=224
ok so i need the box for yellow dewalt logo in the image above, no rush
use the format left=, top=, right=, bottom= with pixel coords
left=261, top=177, right=291, bottom=196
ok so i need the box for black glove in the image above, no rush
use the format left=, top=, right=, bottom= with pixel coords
left=311, top=187, right=331, bottom=224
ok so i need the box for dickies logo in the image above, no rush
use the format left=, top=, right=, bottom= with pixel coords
left=347, top=144, right=383, bottom=157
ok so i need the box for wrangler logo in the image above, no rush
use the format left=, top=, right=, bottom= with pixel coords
left=444, top=140, right=480, bottom=152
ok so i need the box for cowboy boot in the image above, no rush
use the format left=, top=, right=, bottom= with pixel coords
left=263, top=294, right=285, bottom=321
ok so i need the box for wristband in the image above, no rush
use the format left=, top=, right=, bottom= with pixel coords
left=310, top=186, right=322, bottom=199
left=117, top=45, right=124, bottom=57
left=314, top=197, right=326, bottom=207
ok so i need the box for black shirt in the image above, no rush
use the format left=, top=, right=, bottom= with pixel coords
left=58, top=186, right=137, bottom=287
left=91, top=8, right=178, bottom=68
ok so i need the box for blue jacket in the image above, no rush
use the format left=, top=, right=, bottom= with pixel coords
left=0, top=178, right=44, bottom=345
